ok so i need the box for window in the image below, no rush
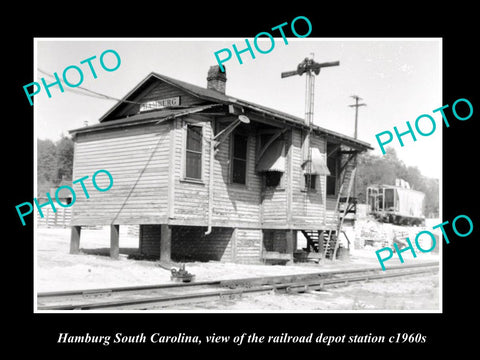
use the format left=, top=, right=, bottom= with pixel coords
left=232, top=133, right=248, bottom=184
left=265, top=171, right=282, bottom=188
left=185, top=124, right=202, bottom=180
left=304, top=174, right=317, bottom=190
left=326, top=143, right=338, bottom=195
left=385, top=188, right=395, bottom=211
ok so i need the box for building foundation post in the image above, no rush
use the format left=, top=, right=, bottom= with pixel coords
left=110, top=224, right=120, bottom=259
left=70, top=226, right=81, bottom=254
left=160, top=224, right=172, bottom=262
left=317, top=230, right=325, bottom=255
left=286, top=229, right=296, bottom=264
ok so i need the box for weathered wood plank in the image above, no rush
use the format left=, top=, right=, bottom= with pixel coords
left=71, top=121, right=171, bottom=225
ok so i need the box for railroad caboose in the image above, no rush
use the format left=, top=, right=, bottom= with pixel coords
left=68, top=65, right=372, bottom=264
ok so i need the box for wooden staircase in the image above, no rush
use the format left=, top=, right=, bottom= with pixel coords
left=300, top=229, right=338, bottom=259
left=301, top=230, right=322, bottom=253
left=299, top=151, right=358, bottom=261
left=324, top=165, right=357, bottom=260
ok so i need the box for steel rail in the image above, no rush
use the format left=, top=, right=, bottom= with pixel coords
left=37, top=262, right=439, bottom=310
left=37, top=279, right=223, bottom=298
left=38, top=261, right=439, bottom=297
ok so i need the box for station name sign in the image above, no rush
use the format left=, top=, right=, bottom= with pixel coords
left=140, top=96, right=180, bottom=112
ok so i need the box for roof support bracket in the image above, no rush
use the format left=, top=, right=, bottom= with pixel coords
left=327, top=144, right=341, bottom=157
left=213, top=106, right=247, bottom=149
left=339, top=153, right=356, bottom=175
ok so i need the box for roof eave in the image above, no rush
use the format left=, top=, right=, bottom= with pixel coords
left=70, top=104, right=221, bottom=136
left=94, top=72, right=372, bottom=150
left=313, top=126, right=373, bottom=150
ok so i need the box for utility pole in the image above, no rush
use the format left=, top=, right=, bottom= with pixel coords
left=349, top=95, right=366, bottom=139
left=348, top=95, right=366, bottom=205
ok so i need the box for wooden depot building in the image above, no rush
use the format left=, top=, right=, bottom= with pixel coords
left=68, top=65, right=372, bottom=264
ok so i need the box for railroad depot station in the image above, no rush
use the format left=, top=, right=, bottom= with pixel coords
left=66, top=64, right=374, bottom=266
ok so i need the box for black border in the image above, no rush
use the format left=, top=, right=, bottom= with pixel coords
left=8, top=6, right=478, bottom=355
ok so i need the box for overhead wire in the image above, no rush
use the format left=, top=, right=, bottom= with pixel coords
left=36, top=68, right=144, bottom=105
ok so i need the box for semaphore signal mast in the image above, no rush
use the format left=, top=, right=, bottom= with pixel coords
left=281, top=56, right=340, bottom=186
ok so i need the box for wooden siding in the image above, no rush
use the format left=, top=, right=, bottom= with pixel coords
left=139, top=224, right=161, bottom=257
left=111, top=79, right=206, bottom=119
left=139, top=225, right=261, bottom=263
left=234, top=228, right=262, bottom=263
left=71, top=117, right=340, bottom=231
left=263, top=229, right=287, bottom=253
left=290, top=129, right=328, bottom=228
left=261, top=188, right=287, bottom=225
left=172, top=118, right=209, bottom=223
left=260, top=132, right=289, bottom=225
left=325, top=197, right=338, bottom=229
left=172, top=226, right=234, bottom=262
left=71, top=123, right=171, bottom=225
left=171, top=118, right=262, bottom=228
left=212, top=126, right=262, bottom=226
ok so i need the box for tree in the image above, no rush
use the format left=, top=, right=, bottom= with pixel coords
left=404, top=165, right=423, bottom=191
left=423, top=177, right=439, bottom=217
left=37, top=139, right=57, bottom=194
left=356, top=147, right=405, bottom=202
left=56, top=136, right=74, bottom=181
left=37, top=136, right=74, bottom=195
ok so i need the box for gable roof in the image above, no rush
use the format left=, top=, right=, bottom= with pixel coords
left=98, top=72, right=234, bottom=123
left=91, top=71, right=372, bottom=150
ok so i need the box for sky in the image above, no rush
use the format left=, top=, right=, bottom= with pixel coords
left=34, top=38, right=442, bottom=179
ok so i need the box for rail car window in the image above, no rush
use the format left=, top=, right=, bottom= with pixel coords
left=377, top=193, right=384, bottom=210
left=385, top=188, right=395, bottom=210
left=185, top=124, right=203, bottom=180
left=232, top=133, right=248, bottom=184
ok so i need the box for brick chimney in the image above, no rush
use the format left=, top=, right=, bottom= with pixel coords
left=206, top=65, right=227, bottom=94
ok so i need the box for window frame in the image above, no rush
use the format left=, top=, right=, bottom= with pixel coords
left=230, top=131, right=249, bottom=186
left=183, top=121, right=204, bottom=183
left=303, top=173, right=318, bottom=191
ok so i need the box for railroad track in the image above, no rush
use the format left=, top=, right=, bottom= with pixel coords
left=37, top=261, right=439, bottom=310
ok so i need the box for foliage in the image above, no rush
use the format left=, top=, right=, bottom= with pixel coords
left=55, top=136, right=74, bottom=182
left=356, top=147, right=439, bottom=217
left=37, top=136, right=74, bottom=194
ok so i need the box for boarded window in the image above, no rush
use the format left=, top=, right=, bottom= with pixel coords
left=326, top=143, right=338, bottom=195
left=232, top=133, right=248, bottom=184
left=185, top=124, right=202, bottom=180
